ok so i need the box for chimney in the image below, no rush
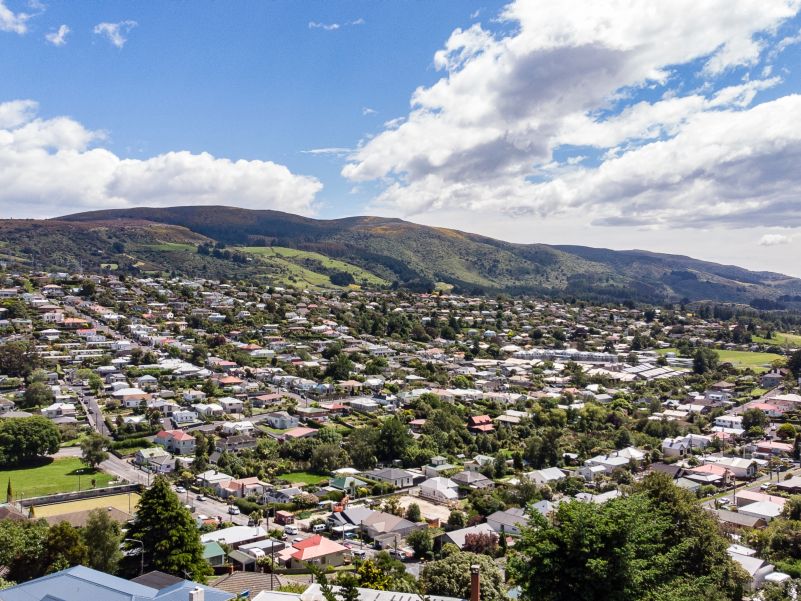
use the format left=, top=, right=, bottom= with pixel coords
left=189, top=587, right=205, bottom=601
left=470, top=564, right=480, bottom=601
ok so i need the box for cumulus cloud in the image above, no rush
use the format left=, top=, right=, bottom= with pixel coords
left=0, top=0, right=31, bottom=33
left=45, top=24, right=70, bottom=46
left=759, top=233, right=794, bottom=246
left=93, top=20, right=137, bottom=48
left=0, top=100, right=323, bottom=217
left=343, top=0, right=801, bottom=230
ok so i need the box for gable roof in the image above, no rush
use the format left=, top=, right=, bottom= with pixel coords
left=0, top=565, right=233, bottom=601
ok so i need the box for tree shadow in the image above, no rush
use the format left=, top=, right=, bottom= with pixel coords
left=0, top=456, right=55, bottom=471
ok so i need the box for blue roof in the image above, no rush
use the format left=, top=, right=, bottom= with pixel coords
left=0, top=565, right=232, bottom=601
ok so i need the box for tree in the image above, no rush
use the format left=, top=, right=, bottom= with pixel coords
left=377, top=416, right=412, bottom=462
left=0, top=417, right=60, bottom=466
left=0, top=519, right=49, bottom=582
left=742, top=408, right=769, bottom=433
left=509, top=473, right=747, bottom=601
left=421, top=552, right=505, bottom=601
left=789, top=350, right=801, bottom=379
left=347, top=427, right=378, bottom=470
left=20, top=381, right=54, bottom=409
left=693, top=348, right=720, bottom=375
left=0, top=341, right=40, bottom=378
left=310, top=443, right=348, bottom=474
left=382, top=496, right=403, bottom=516
left=42, top=522, right=88, bottom=574
left=447, top=510, right=467, bottom=530
left=463, top=531, right=498, bottom=556
left=406, top=528, right=434, bottom=560
left=126, top=476, right=211, bottom=582
left=83, top=508, right=123, bottom=574
left=405, top=503, right=422, bottom=523
left=777, top=423, right=797, bottom=441
left=325, top=354, right=354, bottom=381
left=80, top=433, right=109, bottom=470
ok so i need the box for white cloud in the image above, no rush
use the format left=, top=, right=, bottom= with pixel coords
left=0, top=100, right=323, bottom=218
left=759, top=233, right=794, bottom=246
left=308, top=18, right=364, bottom=31
left=300, top=147, right=352, bottom=156
left=0, top=0, right=31, bottom=33
left=344, top=0, right=801, bottom=230
left=93, top=20, right=137, bottom=48
left=308, top=21, right=339, bottom=31
left=362, top=107, right=376, bottom=116
left=45, top=24, right=70, bottom=46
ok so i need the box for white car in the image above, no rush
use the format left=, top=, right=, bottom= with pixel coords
left=175, top=486, right=186, bottom=494
left=228, top=506, right=241, bottom=515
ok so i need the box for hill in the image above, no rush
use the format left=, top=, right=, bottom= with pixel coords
left=0, top=205, right=796, bottom=303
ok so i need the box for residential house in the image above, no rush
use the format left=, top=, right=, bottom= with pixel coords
left=525, top=467, right=566, bottom=486
left=277, top=535, right=349, bottom=569
left=451, top=470, right=494, bottom=490
left=264, top=411, right=299, bottom=430
left=0, top=565, right=233, bottom=601
left=437, top=523, right=497, bottom=550
left=219, top=397, right=245, bottom=414
left=419, top=477, right=459, bottom=504
left=363, top=467, right=416, bottom=489
left=487, top=507, right=529, bottom=537
left=154, top=429, right=196, bottom=455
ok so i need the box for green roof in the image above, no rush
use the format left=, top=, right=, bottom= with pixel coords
left=203, top=541, right=226, bottom=559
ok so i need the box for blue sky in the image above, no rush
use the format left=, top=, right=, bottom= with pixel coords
left=3, top=0, right=801, bottom=275
left=0, top=0, right=495, bottom=217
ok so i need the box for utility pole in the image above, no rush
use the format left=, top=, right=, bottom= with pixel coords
left=124, top=538, right=145, bottom=576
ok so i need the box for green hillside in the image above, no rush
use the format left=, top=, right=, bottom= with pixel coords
left=0, top=204, right=795, bottom=303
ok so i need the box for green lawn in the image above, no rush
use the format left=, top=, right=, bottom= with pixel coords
left=753, top=332, right=801, bottom=347
left=1, top=458, right=114, bottom=501
left=657, top=348, right=782, bottom=372
left=278, top=471, right=329, bottom=485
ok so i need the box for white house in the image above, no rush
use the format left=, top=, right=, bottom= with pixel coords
left=219, top=397, right=245, bottom=414
left=221, top=421, right=255, bottom=436
left=419, top=477, right=459, bottom=504
left=525, top=467, right=566, bottom=485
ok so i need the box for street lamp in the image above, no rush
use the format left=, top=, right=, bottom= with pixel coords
left=124, top=538, right=145, bottom=576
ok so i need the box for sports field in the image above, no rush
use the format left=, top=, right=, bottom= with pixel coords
left=1, top=458, right=114, bottom=501
left=31, top=492, right=141, bottom=518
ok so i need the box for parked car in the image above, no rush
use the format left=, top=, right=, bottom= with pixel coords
left=228, top=506, right=241, bottom=515
left=175, top=486, right=186, bottom=494
left=196, top=494, right=206, bottom=501
left=284, top=525, right=299, bottom=535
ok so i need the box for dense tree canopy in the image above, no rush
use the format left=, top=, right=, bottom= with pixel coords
left=0, top=417, right=60, bottom=466
left=126, top=476, right=211, bottom=582
left=509, top=473, right=747, bottom=601
left=421, top=552, right=505, bottom=601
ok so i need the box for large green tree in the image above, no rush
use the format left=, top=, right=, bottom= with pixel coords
left=42, top=522, right=88, bottom=574
left=126, top=476, right=211, bottom=582
left=509, top=473, right=747, bottom=601
left=0, top=340, right=40, bottom=378
left=83, top=507, right=123, bottom=574
left=376, top=416, right=412, bottom=462
left=0, top=519, right=49, bottom=582
left=0, top=417, right=60, bottom=466
left=421, top=552, right=505, bottom=601
left=19, top=382, right=54, bottom=409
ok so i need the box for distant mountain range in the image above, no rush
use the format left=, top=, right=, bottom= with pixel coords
left=0, top=205, right=798, bottom=305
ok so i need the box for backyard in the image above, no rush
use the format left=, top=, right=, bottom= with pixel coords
left=1, top=457, right=115, bottom=501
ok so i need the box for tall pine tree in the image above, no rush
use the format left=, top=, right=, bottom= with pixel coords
left=126, top=476, right=211, bottom=582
